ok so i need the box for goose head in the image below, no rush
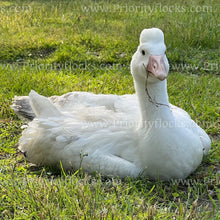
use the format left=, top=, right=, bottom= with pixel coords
left=131, top=28, right=169, bottom=84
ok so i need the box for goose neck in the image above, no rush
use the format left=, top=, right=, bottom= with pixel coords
left=134, top=78, right=171, bottom=124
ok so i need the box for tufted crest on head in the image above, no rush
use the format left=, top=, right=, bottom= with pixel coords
left=138, top=28, right=166, bottom=55
left=140, top=28, right=164, bottom=45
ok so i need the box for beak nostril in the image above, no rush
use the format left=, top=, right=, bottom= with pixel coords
left=146, top=55, right=167, bottom=81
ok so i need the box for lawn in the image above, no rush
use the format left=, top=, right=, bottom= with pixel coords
left=0, top=0, right=219, bottom=219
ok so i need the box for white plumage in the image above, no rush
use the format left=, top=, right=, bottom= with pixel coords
left=12, top=28, right=211, bottom=180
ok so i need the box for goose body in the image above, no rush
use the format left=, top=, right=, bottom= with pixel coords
left=12, top=28, right=211, bottom=180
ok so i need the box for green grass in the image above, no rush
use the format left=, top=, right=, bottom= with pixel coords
left=0, top=0, right=219, bottom=219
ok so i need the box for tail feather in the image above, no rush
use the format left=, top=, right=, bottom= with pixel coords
left=29, top=90, right=61, bottom=118
left=11, top=96, right=35, bottom=121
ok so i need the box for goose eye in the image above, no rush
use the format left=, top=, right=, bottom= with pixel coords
left=141, top=50, right=145, bottom=56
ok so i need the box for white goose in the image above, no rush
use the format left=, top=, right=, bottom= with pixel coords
left=12, top=28, right=211, bottom=180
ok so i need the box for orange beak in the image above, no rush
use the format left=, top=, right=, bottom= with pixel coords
left=147, top=55, right=167, bottom=81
